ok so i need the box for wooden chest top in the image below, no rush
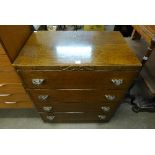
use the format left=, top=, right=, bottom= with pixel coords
left=13, top=31, right=141, bottom=70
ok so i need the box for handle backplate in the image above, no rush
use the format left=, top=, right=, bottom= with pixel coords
left=101, top=106, right=110, bottom=112
left=98, top=115, right=106, bottom=120
left=105, top=95, right=115, bottom=101
left=111, top=79, right=123, bottom=86
left=32, top=79, right=44, bottom=85
left=38, top=95, right=49, bottom=101
left=46, top=115, right=55, bottom=120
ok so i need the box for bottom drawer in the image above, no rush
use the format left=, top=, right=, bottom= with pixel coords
left=40, top=112, right=112, bottom=123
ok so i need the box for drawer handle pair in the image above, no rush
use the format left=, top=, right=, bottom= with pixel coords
left=32, top=79, right=44, bottom=86
left=105, top=95, right=115, bottom=101
left=38, top=94, right=115, bottom=102
left=47, top=115, right=106, bottom=121
left=0, top=94, right=11, bottom=97
left=32, top=79, right=123, bottom=86
left=111, top=79, right=123, bottom=86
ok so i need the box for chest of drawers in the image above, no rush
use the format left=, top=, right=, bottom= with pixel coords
left=13, top=31, right=141, bottom=122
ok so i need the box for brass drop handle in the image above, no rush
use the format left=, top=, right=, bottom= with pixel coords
left=0, top=84, right=6, bottom=87
left=4, top=101, right=17, bottom=104
left=98, top=115, right=106, bottom=120
left=32, top=79, right=44, bottom=86
left=101, top=106, right=110, bottom=112
left=38, top=95, right=49, bottom=101
left=111, top=79, right=123, bottom=86
left=105, top=95, right=115, bottom=101
left=0, top=94, right=11, bottom=97
left=43, top=106, right=52, bottom=112
left=46, top=115, right=55, bottom=120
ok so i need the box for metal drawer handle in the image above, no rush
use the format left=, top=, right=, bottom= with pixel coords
left=0, top=84, right=6, bottom=87
left=43, top=106, right=52, bottom=112
left=0, top=94, right=11, bottom=97
left=4, top=101, right=17, bottom=104
left=98, top=115, right=106, bottom=120
left=32, top=79, right=44, bottom=86
left=38, top=95, right=49, bottom=101
left=101, top=106, right=110, bottom=112
left=111, top=79, right=123, bottom=86
left=105, top=95, right=115, bottom=101
left=46, top=115, right=55, bottom=121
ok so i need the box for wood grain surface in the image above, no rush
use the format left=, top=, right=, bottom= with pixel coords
left=0, top=101, right=33, bottom=108
left=0, top=71, right=21, bottom=83
left=36, top=101, right=119, bottom=113
left=13, top=31, right=141, bottom=69
left=0, top=25, right=32, bottom=62
left=18, top=70, right=139, bottom=89
left=0, top=54, right=15, bottom=71
left=0, top=83, right=30, bottom=93
left=12, top=31, right=142, bottom=122
left=0, top=44, right=5, bottom=54
left=28, top=89, right=125, bottom=104
left=133, top=25, right=155, bottom=44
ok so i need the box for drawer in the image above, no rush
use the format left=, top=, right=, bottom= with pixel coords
left=0, top=101, right=33, bottom=108
left=18, top=70, right=138, bottom=89
left=28, top=89, right=125, bottom=105
left=0, top=71, right=21, bottom=83
left=36, top=101, right=118, bottom=113
left=0, top=93, right=31, bottom=102
left=40, top=112, right=111, bottom=123
left=0, top=83, right=28, bottom=94
left=0, top=55, right=14, bottom=71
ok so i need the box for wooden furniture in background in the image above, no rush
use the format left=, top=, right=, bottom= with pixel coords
left=13, top=31, right=141, bottom=122
left=0, top=44, right=33, bottom=108
left=0, top=25, right=33, bottom=62
left=131, top=25, right=155, bottom=96
left=0, top=26, right=33, bottom=108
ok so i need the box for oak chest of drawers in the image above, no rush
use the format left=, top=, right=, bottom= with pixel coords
left=13, top=31, right=141, bottom=122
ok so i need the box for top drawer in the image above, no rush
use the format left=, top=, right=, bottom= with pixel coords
left=18, top=70, right=138, bottom=89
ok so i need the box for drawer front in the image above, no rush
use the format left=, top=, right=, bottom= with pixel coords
left=28, top=89, right=125, bottom=105
left=0, top=83, right=27, bottom=93
left=0, top=101, right=33, bottom=108
left=0, top=93, right=31, bottom=102
left=40, top=112, right=111, bottom=123
left=0, top=71, right=21, bottom=83
left=0, top=55, right=14, bottom=71
left=36, top=101, right=119, bottom=113
left=19, top=70, right=138, bottom=89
